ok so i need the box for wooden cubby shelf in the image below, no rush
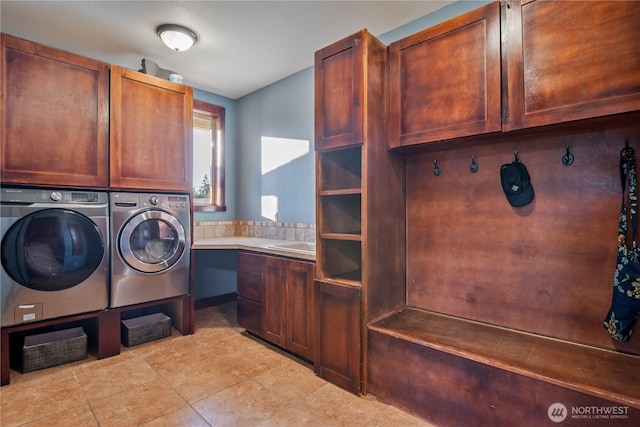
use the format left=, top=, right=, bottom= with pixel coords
left=318, top=189, right=361, bottom=196
left=317, top=238, right=362, bottom=284
left=319, top=193, right=361, bottom=235
left=317, top=146, right=362, bottom=192
left=319, top=233, right=361, bottom=241
left=317, top=273, right=362, bottom=287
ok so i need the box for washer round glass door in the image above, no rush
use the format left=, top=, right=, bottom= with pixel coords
left=1, top=209, right=105, bottom=291
left=119, top=210, right=186, bottom=273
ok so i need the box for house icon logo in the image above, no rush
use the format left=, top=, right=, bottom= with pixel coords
left=548, top=403, right=568, bottom=422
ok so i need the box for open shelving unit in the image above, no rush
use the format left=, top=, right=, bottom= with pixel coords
left=317, top=145, right=363, bottom=285
left=313, top=29, right=406, bottom=394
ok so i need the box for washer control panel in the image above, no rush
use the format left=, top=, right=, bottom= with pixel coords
left=111, top=192, right=189, bottom=211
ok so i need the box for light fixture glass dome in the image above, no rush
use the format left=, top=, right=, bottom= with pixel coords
left=157, top=24, right=198, bottom=52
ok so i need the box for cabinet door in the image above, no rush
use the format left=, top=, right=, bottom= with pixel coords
left=503, top=0, right=640, bottom=130
left=262, top=256, right=286, bottom=347
left=110, top=66, right=193, bottom=191
left=388, top=2, right=501, bottom=148
left=285, top=260, right=315, bottom=360
left=237, top=297, right=262, bottom=336
left=314, top=280, right=361, bottom=394
left=315, top=31, right=363, bottom=151
left=315, top=30, right=385, bottom=151
left=1, top=34, right=109, bottom=188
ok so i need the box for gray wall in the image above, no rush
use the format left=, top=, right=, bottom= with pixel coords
left=226, top=0, right=490, bottom=224
left=235, top=67, right=315, bottom=223
left=193, top=250, right=238, bottom=300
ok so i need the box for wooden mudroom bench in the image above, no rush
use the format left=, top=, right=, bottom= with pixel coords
left=368, top=307, right=640, bottom=427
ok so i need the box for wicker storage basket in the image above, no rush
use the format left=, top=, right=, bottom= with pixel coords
left=121, top=312, right=171, bottom=347
left=22, top=327, right=87, bottom=373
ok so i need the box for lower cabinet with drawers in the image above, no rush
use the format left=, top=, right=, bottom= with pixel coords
left=237, top=251, right=315, bottom=361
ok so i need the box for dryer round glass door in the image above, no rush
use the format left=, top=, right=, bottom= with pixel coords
left=1, top=209, right=106, bottom=291
left=118, top=210, right=186, bottom=273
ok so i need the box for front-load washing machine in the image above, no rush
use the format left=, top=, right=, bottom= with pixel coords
left=1, top=187, right=109, bottom=327
left=110, top=192, right=190, bottom=308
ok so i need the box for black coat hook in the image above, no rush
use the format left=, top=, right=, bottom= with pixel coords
left=562, top=145, right=574, bottom=166
left=433, top=160, right=441, bottom=176
left=514, top=150, right=519, bottom=162
left=470, top=155, right=479, bottom=173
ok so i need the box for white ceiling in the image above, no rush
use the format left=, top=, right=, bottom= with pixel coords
left=1, top=1, right=453, bottom=99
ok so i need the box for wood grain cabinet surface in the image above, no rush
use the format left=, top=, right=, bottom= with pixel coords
left=109, top=65, right=193, bottom=191
left=262, top=255, right=315, bottom=360
left=1, top=34, right=109, bottom=188
left=261, top=256, right=286, bottom=346
left=314, top=29, right=386, bottom=151
left=388, top=0, right=640, bottom=147
left=314, top=280, right=361, bottom=395
left=388, top=2, right=501, bottom=148
left=314, top=29, right=406, bottom=395
left=503, top=0, right=640, bottom=131
left=237, top=252, right=315, bottom=361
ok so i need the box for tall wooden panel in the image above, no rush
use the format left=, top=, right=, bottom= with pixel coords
left=405, top=113, right=640, bottom=353
left=314, top=29, right=406, bottom=394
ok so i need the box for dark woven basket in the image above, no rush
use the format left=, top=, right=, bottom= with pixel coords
left=22, top=327, right=87, bottom=373
left=121, top=312, right=171, bottom=347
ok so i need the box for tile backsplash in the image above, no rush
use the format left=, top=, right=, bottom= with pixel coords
left=194, top=220, right=316, bottom=242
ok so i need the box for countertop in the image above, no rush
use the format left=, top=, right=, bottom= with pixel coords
left=192, top=237, right=316, bottom=261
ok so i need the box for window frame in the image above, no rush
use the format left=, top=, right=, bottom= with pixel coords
left=193, top=100, right=226, bottom=212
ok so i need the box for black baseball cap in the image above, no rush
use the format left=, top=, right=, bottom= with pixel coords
left=500, top=160, right=534, bottom=207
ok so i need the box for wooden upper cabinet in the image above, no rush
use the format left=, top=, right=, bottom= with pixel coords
left=388, top=2, right=501, bottom=148
left=315, top=29, right=386, bottom=151
left=110, top=65, right=193, bottom=191
left=1, top=34, right=109, bottom=188
left=503, top=0, right=640, bottom=131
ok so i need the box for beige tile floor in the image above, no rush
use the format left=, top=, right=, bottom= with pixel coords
left=0, top=302, right=435, bottom=427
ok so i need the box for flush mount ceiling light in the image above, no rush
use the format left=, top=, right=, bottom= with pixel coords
left=156, top=24, right=198, bottom=52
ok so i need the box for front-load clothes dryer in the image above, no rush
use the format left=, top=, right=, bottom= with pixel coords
left=1, top=187, right=109, bottom=327
left=110, top=192, right=190, bottom=308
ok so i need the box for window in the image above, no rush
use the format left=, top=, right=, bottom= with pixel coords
left=193, top=100, right=225, bottom=211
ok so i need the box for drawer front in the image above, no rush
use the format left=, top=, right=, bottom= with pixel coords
left=238, top=251, right=263, bottom=273
left=237, top=269, right=261, bottom=301
left=237, top=296, right=262, bottom=336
